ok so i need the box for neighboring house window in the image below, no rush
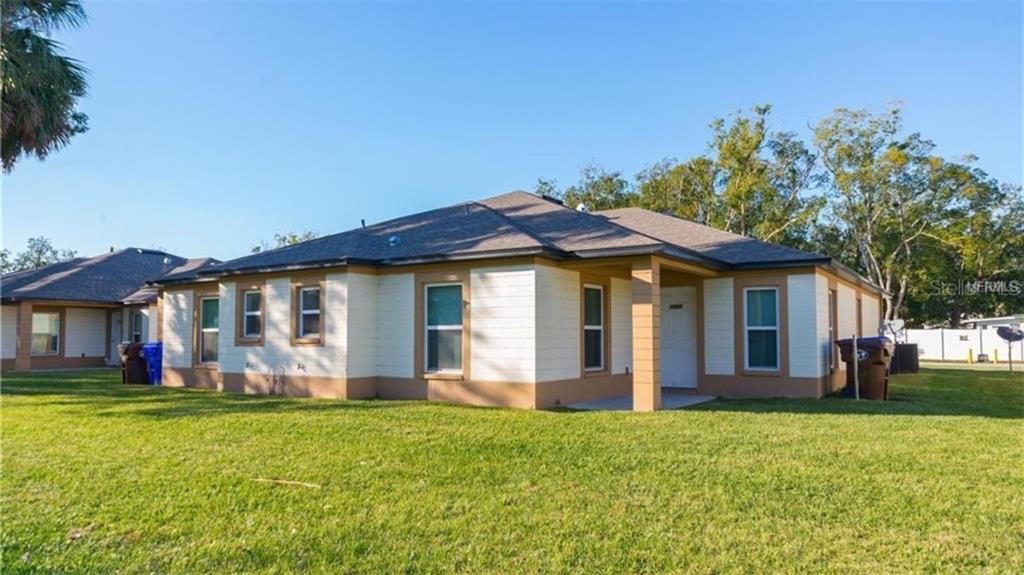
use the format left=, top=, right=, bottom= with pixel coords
left=31, top=312, right=60, bottom=355
left=242, top=290, right=262, bottom=338
left=131, top=311, right=143, bottom=343
left=425, top=284, right=463, bottom=373
left=298, top=287, right=321, bottom=339
left=200, top=297, right=219, bottom=364
left=583, top=285, right=604, bottom=371
left=744, top=287, right=779, bottom=370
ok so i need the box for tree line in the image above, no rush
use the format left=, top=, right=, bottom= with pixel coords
left=536, top=105, right=1023, bottom=327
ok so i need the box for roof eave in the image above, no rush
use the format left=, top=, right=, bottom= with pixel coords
left=150, top=247, right=567, bottom=285
left=568, top=244, right=729, bottom=270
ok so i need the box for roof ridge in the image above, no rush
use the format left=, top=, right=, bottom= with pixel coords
left=471, top=200, right=558, bottom=252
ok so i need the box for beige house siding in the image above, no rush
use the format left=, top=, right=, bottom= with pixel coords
left=147, top=304, right=159, bottom=342
left=702, top=277, right=734, bottom=375
left=814, top=273, right=831, bottom=378
left=610, top=277, right=632, bottom=375
left=1, top=305, right=17, bottom=360
left=534, top=265, right=580, bottom=382
left=215, top=276, right=349, bottom=379
left=470, top=265, right=536, bottom=383
left=787, top=274, right=823, bottom=378
left=162, top=289, right=193, bottom=369
left=376, top=273, right=414, bottom=378
left=862, top=293, right=881, bottom=336
left=345, top=272, right=377, bottom=379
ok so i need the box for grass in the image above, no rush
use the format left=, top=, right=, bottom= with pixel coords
left=2, top=369, right=1022, bottom=573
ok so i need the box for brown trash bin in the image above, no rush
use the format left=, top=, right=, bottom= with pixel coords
left=119, top=342, right=150, bottom=385
left=835, top=337, right=895, bottom=400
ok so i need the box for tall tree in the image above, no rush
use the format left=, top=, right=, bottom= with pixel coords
left=635, top=157, right=717, bottom=223
left=2, top=236, right=77, bottom=273
left=251, top=231, right=319, bottom=254
left=814, top=106, right=967, bottom=321
left=1, top=0, right=89, bottom=171
left=633, top=106, right=823, bottom=248
left=904, top=169, right=1024, bottom=326
left=554, top=164, right=634, bottom=211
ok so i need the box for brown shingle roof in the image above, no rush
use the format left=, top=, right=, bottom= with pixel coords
left=594, top=207, right=828, bottom=266
left=1, top=249, right=189, bottom=304
left=158, top=191, right=832, bottom=283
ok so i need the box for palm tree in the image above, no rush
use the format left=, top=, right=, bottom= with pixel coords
left=1, top=0, right=89, bottom=171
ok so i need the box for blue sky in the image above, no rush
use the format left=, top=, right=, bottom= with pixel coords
left=3, top=1, right=1021, bottom=261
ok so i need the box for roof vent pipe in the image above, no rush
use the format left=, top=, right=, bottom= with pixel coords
left=361, top=219, right=366, bottom=228
left=387, top=235, right=401, bottom=247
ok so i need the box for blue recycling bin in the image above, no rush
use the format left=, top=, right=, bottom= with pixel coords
left=140, top=342, right=163, bottom=386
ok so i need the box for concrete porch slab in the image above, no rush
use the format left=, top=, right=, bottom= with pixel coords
left=569, top=392, right=716, bottom=411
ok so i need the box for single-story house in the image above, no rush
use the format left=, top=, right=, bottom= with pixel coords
left=1, top=249, right=217, bottom=371
left=152, top=191, right=885, bottom=411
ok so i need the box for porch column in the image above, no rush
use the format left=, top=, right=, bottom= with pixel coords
left=631, top=259, right=661, bottom=411
left=14, top=301, right=32, bottom=372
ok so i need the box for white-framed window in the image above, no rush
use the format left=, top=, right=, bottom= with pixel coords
left=242, top=290, right=262, bottom=338
left=425, top=283, right=463, bottom=373
left=583, top=284, right=604, bottom=371
left=298, top=286, right=321, bottom=338
left=744, top=287, right=779, bottom=371
left=131, top=311, right=144, bottom=343
left=31, top=312, right=60, bottom=355
left=200, top=297, right=219, bottom=364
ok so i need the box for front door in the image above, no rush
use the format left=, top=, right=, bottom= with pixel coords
left=108, top=312, right=123, bottom=366
left=661, top=286, right=697, bottom=389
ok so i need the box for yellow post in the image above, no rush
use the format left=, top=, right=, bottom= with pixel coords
left=968, top=348, right=974, bottom=363
left=994, top=349, right=999, bottom=362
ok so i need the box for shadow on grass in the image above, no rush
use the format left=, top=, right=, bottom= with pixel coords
left=4, top=367, right=1021, bottom=420
left=691, top=369, right=1022, bottom=419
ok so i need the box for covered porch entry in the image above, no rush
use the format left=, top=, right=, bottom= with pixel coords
left=567, top=255, right=718, bottom=411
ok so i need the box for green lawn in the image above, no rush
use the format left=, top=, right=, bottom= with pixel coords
left=2, top=369, right=1022, bottom=573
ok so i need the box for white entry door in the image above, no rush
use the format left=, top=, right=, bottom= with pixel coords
left=661, top=286, right=697, bottom=389
left=108, top=312, right=123, bottom=366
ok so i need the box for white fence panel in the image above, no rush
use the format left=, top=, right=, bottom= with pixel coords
left=906, top=328, right=1024, bottom=362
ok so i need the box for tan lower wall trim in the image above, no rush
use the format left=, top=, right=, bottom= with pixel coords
left=2, top=355, right=108, bottom=372
left=535, top=373, right=632, bottom=409
left=161, top=369, right=826, bottom=406
left=162, top=367, right=222, bottom=390
left=702, top=374, right=824, bottom=398
left=158, top=369, right=632, bottom=410
left=427, top=379, right=535, bottom=409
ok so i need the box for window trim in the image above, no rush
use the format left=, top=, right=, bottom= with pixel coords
left=582, top=283, right=605, bottom=372
left=290, top=275, right=325, bottom=346
left=30, top=310, right=61, bottom=356
left=199, top=296, right=220, bottom=365
left=742, top=286, right=780, bottom=372
left=298, top=286, right=321, bottom=338
left=414, top=270, right=470, bottom=381
left=424, top=282, right=464, bottom=375
left=235, top=283, right=265, bottom=346
left=130, top=310, right=144, bottom=343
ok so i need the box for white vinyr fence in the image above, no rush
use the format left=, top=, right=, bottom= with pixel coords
left=905, top=328, right=1024, bottom=362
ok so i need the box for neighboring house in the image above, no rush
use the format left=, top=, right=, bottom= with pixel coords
left=1, top=249, right=217, bottom=371
left=153, top=191, right=886, bottom=411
